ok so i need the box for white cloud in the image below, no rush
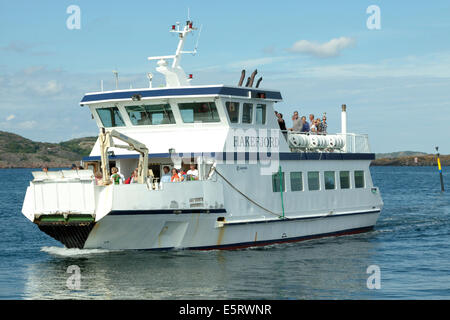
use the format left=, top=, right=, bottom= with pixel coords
left=288, top=37, right=356, bottom=58
left=32, top=80, right=63, bottom=96
left=18, top=120, right=37, bottom=129
left=6, top=114, right=15, bottom=121
left=227, top=56, right=288, bottom=69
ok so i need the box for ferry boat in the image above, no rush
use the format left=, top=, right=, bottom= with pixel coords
left=21, top=20, right=383, bottom=250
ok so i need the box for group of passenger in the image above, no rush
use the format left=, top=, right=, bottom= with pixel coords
left=41, top=162, right=199, bottom=186
left=41, top=163, right=84, bottom=173
left=93, top=164, right=199, bottom=186
left=275, top=111, right=328, bottom=134
left=160, top=164, right=199, bottom=183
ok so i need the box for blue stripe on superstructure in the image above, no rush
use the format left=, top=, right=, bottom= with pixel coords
left=80, top=86, right=282, bottom=103
left=82, top=152, right=375, bottom=162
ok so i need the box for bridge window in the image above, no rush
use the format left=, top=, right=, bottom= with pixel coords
left=96, top=107, right=125, bottom=127
left=354, top=170, right=365, bottom=188
left=242, top=103, right=253, bottom=124
left=340, top=171, right=350, bottom=189
left=225, top=102, right=240, bottom=123
left=290, top=172, right=303, bottom=191
left=308, top=171, right=320, bottom=191
left=272, top=171, right=285, bottom=192
left=324, top=171, right=336, bottom=190
left=256, top=104, right=266, bottom=124
left=178, top=102, right=220, bottom=123
left=126, top=104, right=175, bottom=125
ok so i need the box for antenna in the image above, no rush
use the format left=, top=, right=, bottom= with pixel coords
left=147, top=72, right=153, bottom=88
left=113, top=70, right=119, bottom=90
left=193, top=24, right=203, bottom=54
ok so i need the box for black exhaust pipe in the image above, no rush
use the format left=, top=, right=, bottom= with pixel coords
left=247, top=69, right=258, bottom=87
left=255, top=77, right=263, bottom=88
left=238, top=70, right=246, bottom=86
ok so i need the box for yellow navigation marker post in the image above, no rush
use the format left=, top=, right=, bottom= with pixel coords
left=436, top=146, right=445, bottom=192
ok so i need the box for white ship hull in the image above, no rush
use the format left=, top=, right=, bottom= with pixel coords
left=83, top=210, right=379, bottom=250
left=22, top=159, right=383, bottom=250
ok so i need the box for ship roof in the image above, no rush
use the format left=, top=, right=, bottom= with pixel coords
left=80, top=85, right=282, bottom=105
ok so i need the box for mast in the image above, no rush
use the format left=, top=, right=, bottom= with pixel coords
left=147, top=20, right=198, bottom=87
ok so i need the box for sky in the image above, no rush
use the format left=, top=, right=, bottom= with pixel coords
left=1, top=0, right=450, bottom=154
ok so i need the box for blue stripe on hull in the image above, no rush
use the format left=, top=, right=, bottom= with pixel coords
left=109, top=208, right=227, bottom=215
left=187, top=225, right=375, bottom=250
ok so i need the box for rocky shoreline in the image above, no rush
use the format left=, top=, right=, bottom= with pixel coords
left=370, top=154, right=448, bottom=166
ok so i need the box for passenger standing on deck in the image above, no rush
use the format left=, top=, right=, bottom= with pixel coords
left=131, top=168, right=139, bottom=183
left=110, top=167, right=122, bottom=185
left=171, top=168, right=181, bottom=182
left=301, top=116, right=310, bottom=132
left=124, top=168, right=139, bottom=184
left=316, top=118, right=323, bottom=134
left=160, top=166, right=171, bottom=183
left=322, top=115, right=328, bottom=134
left=309, top=114, right=315, bottom=128
left=310, top=119, right=317, bottom=133
left=289, top=111, right=302, bottom=131
left=186, top=164, right=199, bottom=181
left=95, top=172, right=105, bottom=185
left=277, top=113, right=287, bottom=131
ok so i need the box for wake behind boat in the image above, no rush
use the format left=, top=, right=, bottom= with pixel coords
left=21, top=19, right=383, bottom=250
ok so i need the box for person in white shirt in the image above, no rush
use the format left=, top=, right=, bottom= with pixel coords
left=160, top=166, right=171, bottom=183
left=186, top=164, right=199, bottom=181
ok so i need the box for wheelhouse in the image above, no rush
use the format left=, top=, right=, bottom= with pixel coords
left=80, top=85, right=284, bottom=183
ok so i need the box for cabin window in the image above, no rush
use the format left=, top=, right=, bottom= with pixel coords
left=256, top=104, right=266, bottom=124
left=340, top=171, right=350, bottom=189
left=290, top=172, right=303, bottom=191
left=272, top=172, right=285, bottom=192
left=96, top=107, right=125, bottom=127
left=324, top=171, right=336, bottom=190
left=242, top=103, right=253, bottom=124
left=354, top=170, right=365, bottom=188
left=126, top=104, right=175, bottom=125
left=225, top=102, right=240, bottom=123
left=307, top=171, right=320, bottom=191
left=178, top=102, right=220, bottom=123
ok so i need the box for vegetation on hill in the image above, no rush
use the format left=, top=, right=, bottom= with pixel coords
left=375, top=151, right=429, bottom=159
left=0, top=131, right=97, bottom=168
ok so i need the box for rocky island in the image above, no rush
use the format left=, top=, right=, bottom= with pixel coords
left=0, top=131, right=96, bottom=169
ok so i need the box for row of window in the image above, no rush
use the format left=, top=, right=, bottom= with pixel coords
left=272, top=170, right=365, bottom=192
left=95, top=101, right=267, bottom=127
left=225, top=102, right=267, bottom=125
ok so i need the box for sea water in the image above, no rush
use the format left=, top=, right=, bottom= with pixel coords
left=0, top=167, right=449, bottom=299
